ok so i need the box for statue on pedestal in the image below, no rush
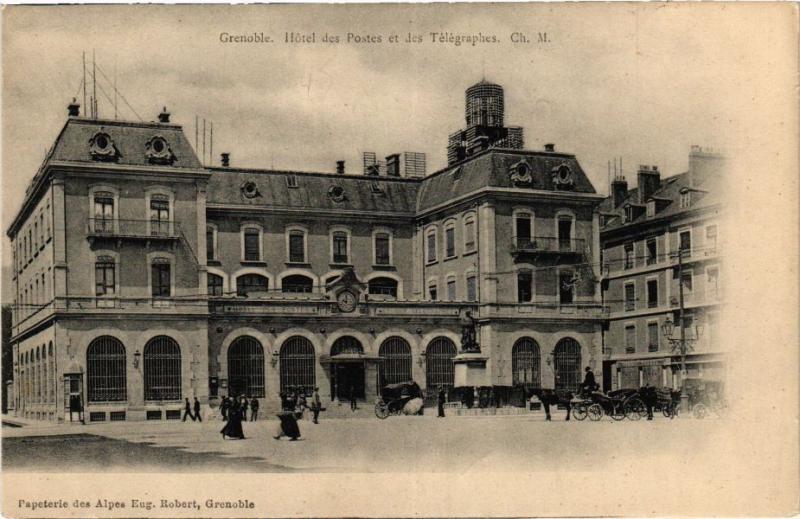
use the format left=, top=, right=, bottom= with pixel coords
left=460, top=309, right=480, bottom=353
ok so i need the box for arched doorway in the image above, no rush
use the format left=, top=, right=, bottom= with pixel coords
left=143, top=336, right=182, bottom=401
left=425, top=337, right=456, bottom=395
left=378, top=336, right=412, bottom=389
left=280, top=336, right=316, bottom=394
left=553, top=337, right=581, bottom=391
left=512, top=337, right=541, bottom=389
left=330, top=336, right=364, bottom=401
left=228, top=336, right=265, bottom=397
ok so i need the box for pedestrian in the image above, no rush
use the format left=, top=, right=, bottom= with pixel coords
left=297, top=390, right=307, bottom=419
left=581, top=366, right=599, bottom=396
left=193, top=397, right=202, bottom=422
left=279, top=389, right=288, bottom=411
left=437, top=386, right=446, bottom=418
left=220, top=396, right=229, bottom=421
left=311, top=386, right=322, bottom=424
left=240, top=395, right=249, bottom=421
left=183, top=398, right=195, bottom=422
left=349, top=385, right=357, bottom=411
left=221, top=398, right=245, bottom=439
left=289, top=386, right=298, bottom=410
left=274, top=410, right=301, bottom=441
left=250, top=397, right=259, bottom=422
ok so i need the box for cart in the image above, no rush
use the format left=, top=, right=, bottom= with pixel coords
left=375, top=381, right=424, bottom=419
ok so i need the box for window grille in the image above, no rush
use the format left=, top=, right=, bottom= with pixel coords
left=165, top=410, right=181, bottom=420
left=425, top=337, right=456, bottom=391
left=280, top=336, right=316, bottom=393
left=90, top=412, right=106, bottom=422
left=553, top=338, right=581, bottom=392
left=282, top=274, right=313, bottom=293
left=143, top=336, right=181, bottom=401
left=87, top=336, right=127, bottom=402
left=228, top=336, right=265, bottom=398
left=110, top=411, right=126, bottom=421
left=378, top=337, right=412, bottom=387
left=146, top=410, right=162, bottom=420
left=331, top=336, right=364, bottom=356
left=512, top=337, right=541, bottom=389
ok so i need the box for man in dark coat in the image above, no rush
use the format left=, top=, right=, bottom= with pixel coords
left=349, top=385, right=357, bottom=411
left=437, top=386, right=446, bottom=418
left=311, top=387, right=322, bottom=424
left=183, top=398, right=194, bottom=422
left=240, top=395, right=249, bottom=421
left=249, top=397, right=259, bottom=422
left=220, top=396, right=229, bottom=421
left=581, top=366, right=598, bottom=395
left=193, top=397, right=202, bottom=422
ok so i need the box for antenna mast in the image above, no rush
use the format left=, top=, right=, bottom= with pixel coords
left=210, top=121, right=213, bottom=166
left=82, top=51, right=87, bottom=116
left=92, top=49, right=98, bottom=118
left=202, top=118, right=206, bottom=167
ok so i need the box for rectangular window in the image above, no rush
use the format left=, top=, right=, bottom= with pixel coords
left=206, top=229, right=215, bottom=261
left=94, top=194, right=114, bottom=233
left=95, top=259, right=115, bottom=296
left=375, top=233, right=390, bottom=265
left=426, top=232, right=437, bottom=263
left=466, top=275, right=477, bottom=302
left=625, top=325, right=636, bottom=354
left=333, top=232, right=348, bottom=263
left=648, top=322, right=659, bottom=352
left=150, top=197, right=170, bottom=236
left=445, top=227, right=455, bottom=258
left=679, top=230, right=691, bottom=257
left=680, top=191, right=691, bottom=208
left=515, top=215, right=531, bottom=247
left=208, top=274, right=224, bottom=296
left=681, top=272, right=693, bottom=294
left=244, top=229, right=260, bottom=261
left=464, top=220, right=476, bottom=252
left=706, top=225, right=717, bottom=253
left=646, top=238, right=657, bottom=265
left=647, top=279, right=658, bottom=308
left=446, top=279, right=456, bottom=301
left=624, top=283, right=636, bottom=311
left=151, top=262, right=171, bottom=297
left=428, top=284, right=438, bottom=301
left=558, top=216, right=573, bottom=250
left=39, top=213, right=45, bottom=245
left=707, top=267, right=719, bottom=300
left=517, top=270, right=532, bottom=302
left=559, top=271, right=574, bottom=305
left=289, top=232, right=305, bottom=263
left=624, top=242, right=634, bottom=269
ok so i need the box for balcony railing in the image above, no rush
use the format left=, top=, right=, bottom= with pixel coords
left=511, top=237, right=586, bottom=255
left=87, top=218, right=180, bottom=239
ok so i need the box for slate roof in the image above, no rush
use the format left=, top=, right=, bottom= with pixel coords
left=599, top=171, right=721, bottom=233
left=47, top=117, right=203, bottom=169
left=206, top=168, right=420, bottom=214
left=416, top=149, right=597, bottom=212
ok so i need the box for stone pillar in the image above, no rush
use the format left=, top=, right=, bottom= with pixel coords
left=479, top=202, right=497, bottom=303
left=364, top=362, right=377, bottom=400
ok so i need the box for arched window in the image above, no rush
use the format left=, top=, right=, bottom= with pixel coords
left=280, top=336, right=316, bottom=393
left=208, top=273, right=224, bottom=296
left=426, top=337, right=456, bottom=391
left=331, top=336, right=364, bottom=356
left=378, top=337, right=412, bottom=386
left=237, top=274, right=268, bottom=296
left=281, top=274, right=313, bottom=293
left=87, top=336, right=127, bottom=402
left=143, top=336, right=181, bottom=401
left=553, top=337, right=581, bottom=391
left=368, top=277, right=398, bottom=299
left=48, top=342, right=54, bottom=402
left=512, top=337, right=541, bottom=389
left=228, top=336, right=265, bottom=397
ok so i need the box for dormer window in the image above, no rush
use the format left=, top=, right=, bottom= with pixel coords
left=646, top=200, right=656, bottom=218
left=286, top=175, right=298, bottom=188
left=680, top=189, right=691, bottom=209
left=89, top=132, right=119, bottom=161
left=624, top=205, right=634, bottom=223
left=328, top=185, right=346, bottom=203
left=144, top=135, right=175, bottom=165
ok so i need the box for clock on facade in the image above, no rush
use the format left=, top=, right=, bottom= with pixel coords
left=336, top=290, right=358, bottom=313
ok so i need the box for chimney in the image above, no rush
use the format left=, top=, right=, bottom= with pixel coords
left=220, top=153, right=230, bottom=167
left=68, top=98, right=80, bottom=117
left=158, top=107, right=170, bottom=124
left=336, top=160, right=345, bottom=175
left=689, top=145, right=725, bottom=188
left=637, top=165, right=661, bottom=203
left=544, top=143, right=555, bottom=152
left=385, top=154, right=400, bottom=177
left=611, top=176, right=628, bottom=207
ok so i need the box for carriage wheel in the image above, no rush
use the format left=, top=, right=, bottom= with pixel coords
left=375, top=403, right=390, bottom=419
left=625, top=400, right=643, bottom=420
left=587, top=403, right=603, bottom=421
left=692, top=403, right=707, bottom=420
left=662, top=405, right=674, bottom=419
left=572, top=403, right=588, bottom=421
left=610, top=404, right=625, bottom=421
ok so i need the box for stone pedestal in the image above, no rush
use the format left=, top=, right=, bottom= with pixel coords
left=453, top=353, right=490, bottom=388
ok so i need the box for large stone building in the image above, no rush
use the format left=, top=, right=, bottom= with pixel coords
left=599, top=148, right=725, bottom=392
left=7, top=81, right=608, bottom=423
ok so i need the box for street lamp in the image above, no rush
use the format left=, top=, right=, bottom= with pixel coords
left=133, top=350, right=141, bottom=369
left=661, top=316, right=704, bottom=413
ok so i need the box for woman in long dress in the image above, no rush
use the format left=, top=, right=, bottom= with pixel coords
left=273, top=410, right=301, bottom=441
left=221, top=398, right=245, bottom=439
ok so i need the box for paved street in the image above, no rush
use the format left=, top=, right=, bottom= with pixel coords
left=2, top=409, right=729, bottom=473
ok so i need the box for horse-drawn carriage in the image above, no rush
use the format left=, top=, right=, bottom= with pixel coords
left=571, top=388, right=648, bottom=421
left=374, top=381, right=425, bottom=419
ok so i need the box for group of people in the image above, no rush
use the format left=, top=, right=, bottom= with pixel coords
left=220, top=395, right=259, bottom=440
left=182, top=397, right=203, bottom=422
left=279, top=386, right=322, bottom=424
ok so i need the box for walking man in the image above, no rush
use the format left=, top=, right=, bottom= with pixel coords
left=183, top=398, right=194, bottom=422
left=250, top=397, right=259, bottom=422
left=221, top=396, right=229, bottom=421
left=240, top=395, right=249, bottom=422
left=437, top=386, right=446, bottom=418
left=193, top=397, right=202, bottom=422
left=311, top=387, right=322, bottom=424
left=349, top=385, right=357, bottom=412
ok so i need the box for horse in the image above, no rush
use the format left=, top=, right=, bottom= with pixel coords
left=533, top=389, right=574, bottom=421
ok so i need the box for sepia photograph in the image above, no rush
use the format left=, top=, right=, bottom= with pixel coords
left=1, top=3, right=797, bottom=517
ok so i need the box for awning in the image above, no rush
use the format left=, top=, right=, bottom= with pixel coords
left=617, top=357, right=670, bottom=368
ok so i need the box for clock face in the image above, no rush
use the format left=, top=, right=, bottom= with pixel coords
left=337, top=290, right=357, bottom=313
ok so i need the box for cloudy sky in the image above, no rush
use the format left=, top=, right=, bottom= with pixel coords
left=0, top=4, right=788, bottom=301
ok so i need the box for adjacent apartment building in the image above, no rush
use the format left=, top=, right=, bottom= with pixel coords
left=7, top=81, right=608, bottom=423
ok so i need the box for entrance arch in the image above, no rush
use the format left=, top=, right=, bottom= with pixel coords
left=280, top=336, right=316, bottom=393
left=378, top=336, right=412, bottom=387
left=228, top=336, right=265, bottom=397
left=553, top=337, right=581, bottom=392
left=330, top=336, right=365, bottom=401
